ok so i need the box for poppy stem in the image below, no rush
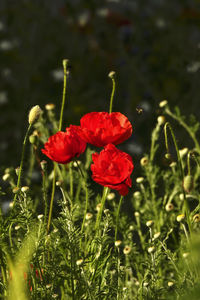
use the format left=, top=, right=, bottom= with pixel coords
left=115, top=196, right=123, bottom=241
left=164, top=122, right=192, bottom=235
left=58, top=59, right=69, bottom=131
left=47, top=59, right=69, bottom=233
left=95, top=187, right=109, bottom=232
left=108, top=71, right=116, bottom=113
left=13, top=123, right=32, bottom=207
left=47, top=163, right=56, bottom=233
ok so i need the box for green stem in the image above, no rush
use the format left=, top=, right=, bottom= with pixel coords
left=115, top=196, right=123, bottom=241
left=69, top=163, right=73, bottom=200
left=95, top=187, right=109, bottom=232
left=165, top=108, right=200, bottom=154
left=42, top=170, right=48, bottom=225
left=47, top=59, right=69, bottom=232
left=59, top=59, right=69, bottom=131
left=109, top=76, right=116, bottom=113
left=164, top=122, right=192, bottom=235
left=187, top=151, right=192, bottom=176
left=81, top=180, right=89, bottom=234
left=13, top=123, right=32, bottom=207
left=47, top=164, right=56, bottom=233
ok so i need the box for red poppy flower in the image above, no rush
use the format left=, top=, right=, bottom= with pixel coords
left=42, top=126, right=86, bottom=164
left=77, top=112, right=132, bottom=147
left=91, top=144, right=134, bottom=195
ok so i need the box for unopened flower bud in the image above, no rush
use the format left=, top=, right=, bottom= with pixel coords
left=165, top=153, right=173, bottom=161
left=123, top=246, right=131, bottom=255
left=169, top=162, right=177, bottom=168
left=165, top=203, right=174, bottom=212
left=168, top=281, right=174, bottom=287
left=2, top=173, right=10, bottom=181
left=76, top=259, right=83, bottom=266
left=159, top=100, right=168, bottom=108
left=193, top=214, right=200, bottom=223
left=12, top=187, right=20, bottom=194
left=15, top=225, right=20, bottom=230
left=134, top=211, right=140, bottom=217
left=21, top=186, right=29, bottom=193
left=85, top=213, right=93, bottom=220
left=62, top=59, right=69, bottom=69
left=176, top=214, right=185, bottom=222
left=40, top=160, right=47, bottom=171
left=73, top=160, right=81, bottom=168
left=133, top=191, right=141, bottom=199
left=37, top=214, right=44, bottom=220
left=140, top=157, right=149, bottom=167
left=136, top=177, right=144, bottom=184
left=183, top=252, right=189, bottom=258
left=157, top=115, right=166, bottom=125
left=107, top=192, right=115, bottom=200
left=56, top=180, right=63, bottom=186
left=45, top=103, right=55, bottom=110
left=179, top=148, right=188, bottom=158
left=146, top=220, right=154, bottom=227
left=108, top=71, right=116, bottom=79
left=148, top=246, right=155, bottom=254
left=153, top=232, right=161, bottom=240
left=96, top=203, right=101, bottom=212
left=179, top=193, right=184, bottom=201
left=15, top=167, right=20, bottom=176
left=183, top=175, right=193, bottom=193
left=115, top=240, right=122, bottom=247
left=28, top=105, right=42, bottom=125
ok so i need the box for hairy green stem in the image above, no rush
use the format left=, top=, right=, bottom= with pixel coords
left=115, top=196, right=123, bottom=241
left=109, top=75, right=116, bottom=113
left=47, top=164, right=56, bottom=233
left=164, top=122, right=192, bottom=234
left=47, top=59, right=69, bottom=233
left=13, top=123, right=32, bottom=207
left=95, top=187, right=109, bottom=232
left=165, top=108, right=200, bottom=154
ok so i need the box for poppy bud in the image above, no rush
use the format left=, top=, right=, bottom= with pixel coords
left=157, top=115, right=166, bottom=126
left=108, top=71, right=116, bottom=79
left=45, top=103, right=55, bottom=110
left=115, top=240, right=122, bottom=247
left=146, top=220, right=154, bottom=227
left=28, top=105, right=42, bottom=125
left=159, top=100, right=168, bottom=107
left=176, top=214, right=185, bottom=222
left=183, top=175, right=193, bottom=193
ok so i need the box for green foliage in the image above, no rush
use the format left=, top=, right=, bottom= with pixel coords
left=1, top=101, right=200, bottom=299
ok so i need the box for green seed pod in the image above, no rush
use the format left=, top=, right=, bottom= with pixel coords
left=183, top=175, right=193, bottom=193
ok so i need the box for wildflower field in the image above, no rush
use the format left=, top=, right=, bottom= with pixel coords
left=1, top=61, right=200, bottom=300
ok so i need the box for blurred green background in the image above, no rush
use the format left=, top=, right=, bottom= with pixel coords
left=1, top=0, right=200, bottom=167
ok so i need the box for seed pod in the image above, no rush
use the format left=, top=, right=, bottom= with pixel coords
left=183, top=175, right=193, bottom=193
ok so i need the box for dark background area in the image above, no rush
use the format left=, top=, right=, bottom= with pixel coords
left=1, top=0, right=200, bottom=168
